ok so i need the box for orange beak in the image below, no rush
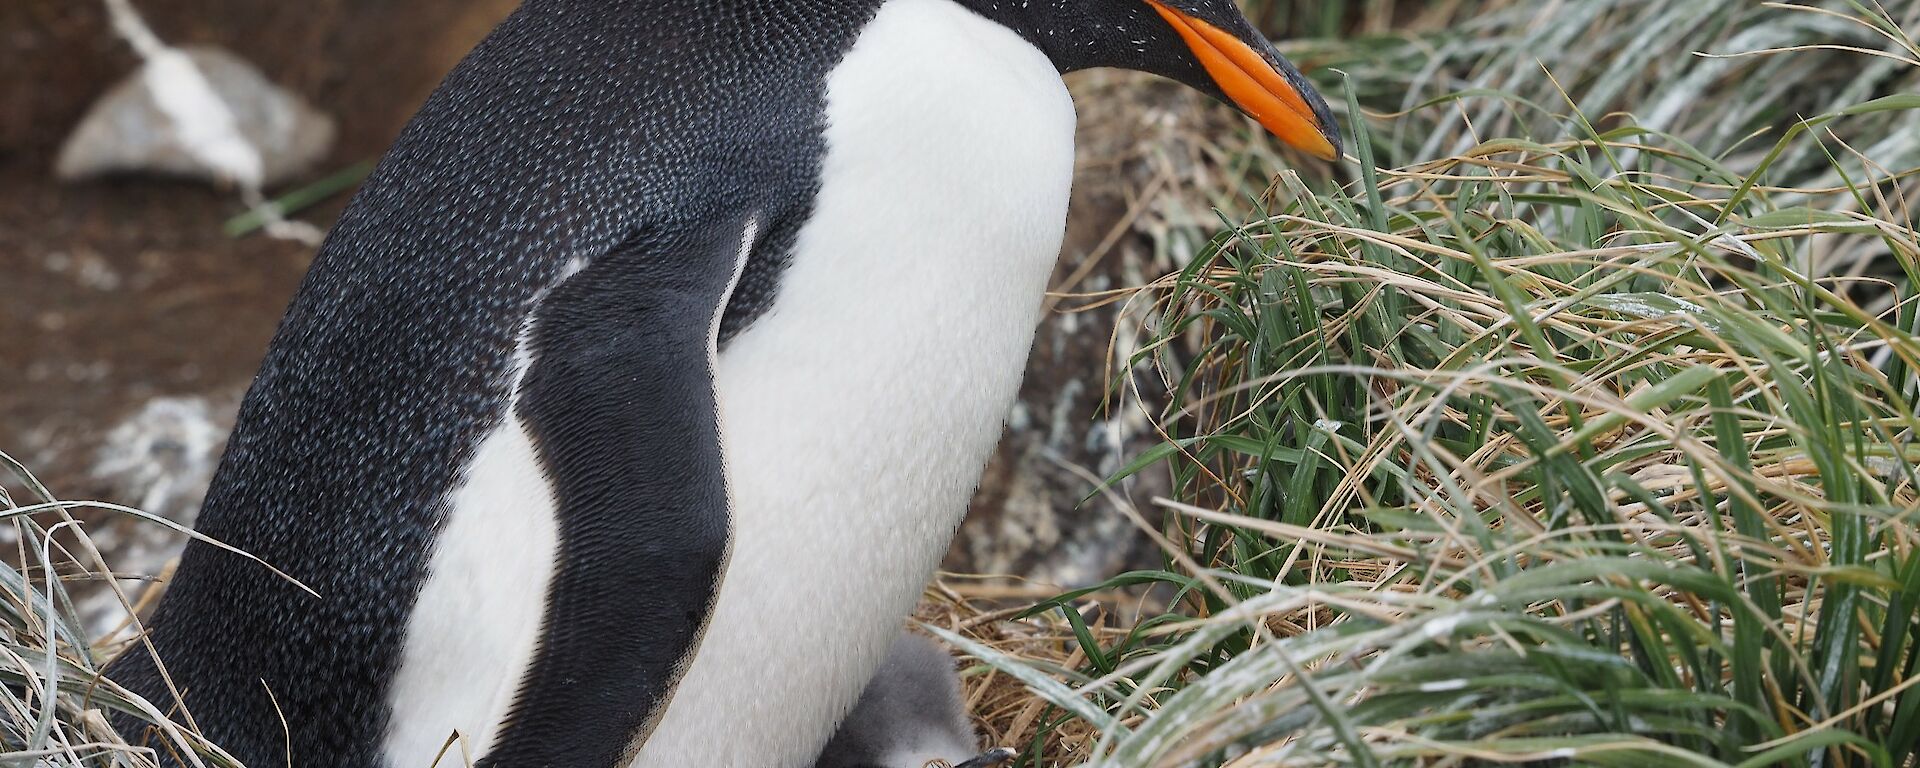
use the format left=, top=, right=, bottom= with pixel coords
left=1144, top=0, right=1341, bottom=161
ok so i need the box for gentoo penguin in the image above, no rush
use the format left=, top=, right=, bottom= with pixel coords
left=105, top=1, right=1339, bottom=766
left=812, top=632, right=1014, bottom=768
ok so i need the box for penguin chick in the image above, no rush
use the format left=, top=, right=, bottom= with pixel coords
left=815, top=632, right=1014, bottom=768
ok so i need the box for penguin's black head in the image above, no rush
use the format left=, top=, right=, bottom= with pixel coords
left=962, top=0, right=1343, bottom=161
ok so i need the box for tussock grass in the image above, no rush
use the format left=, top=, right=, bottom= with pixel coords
left=0, top=456, right=233, bottom=767
left=1276, top=0, right=1920, bottom=181
left=1059, top=0, right=1920, bottom=308
left=954, top=2, right=1920, bottom=766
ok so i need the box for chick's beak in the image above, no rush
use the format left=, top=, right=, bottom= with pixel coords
left=1143, top=0, right=1342, bottom=161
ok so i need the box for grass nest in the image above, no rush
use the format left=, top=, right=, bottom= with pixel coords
left=944, top=2, right=1920, bottom=766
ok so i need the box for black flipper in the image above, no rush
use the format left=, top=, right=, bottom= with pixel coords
left=481, top=216, right=755, bottom=767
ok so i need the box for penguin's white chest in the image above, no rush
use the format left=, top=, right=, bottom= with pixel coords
left=633, top=0, right=1076, bottom=764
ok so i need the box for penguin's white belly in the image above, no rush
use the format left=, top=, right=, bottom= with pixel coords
left=380, top=414, right=560, bottom=768
left=633, top=0, right=1075, bottom=764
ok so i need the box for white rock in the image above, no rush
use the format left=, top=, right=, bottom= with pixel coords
left=56, top=46, right=334, bottom=189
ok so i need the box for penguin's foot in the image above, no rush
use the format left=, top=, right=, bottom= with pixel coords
left=951, top=748, right=1017, bottom=768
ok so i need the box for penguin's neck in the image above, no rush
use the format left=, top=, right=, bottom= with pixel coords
left=949, top=0, right=1134, bottom=72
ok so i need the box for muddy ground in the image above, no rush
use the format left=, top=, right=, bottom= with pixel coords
left=3, top=1, right=1297, bottom=619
